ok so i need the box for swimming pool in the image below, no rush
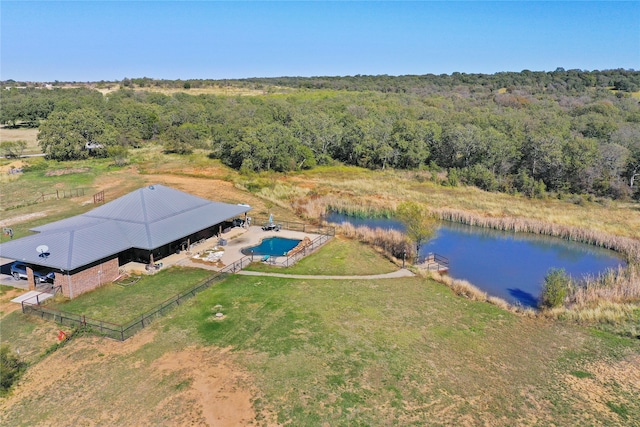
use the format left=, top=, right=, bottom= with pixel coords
left=242, top=237, right=302, bottom=256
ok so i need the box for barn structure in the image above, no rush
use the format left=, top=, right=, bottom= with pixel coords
left=0, top=184, right=251, bottom=298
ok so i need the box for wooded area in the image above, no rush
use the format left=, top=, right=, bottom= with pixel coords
left=2, top=69, right=639, bottom=200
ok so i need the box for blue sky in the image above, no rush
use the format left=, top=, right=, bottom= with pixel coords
left=1, top=1, right=638, bottom=81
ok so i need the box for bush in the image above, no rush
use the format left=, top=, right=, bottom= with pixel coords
left=107, top=145, right=129, bottom=166
left=540, top=268, right=570, bottom=309
left=0, top=344, right=27, bottom=396
left=21, top=157, right=48, bottom=172
left=463, top=164, right=498, bottom=192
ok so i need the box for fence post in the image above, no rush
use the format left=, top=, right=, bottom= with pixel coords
left=141, top=314, right=145, bottom=328
left=121, top=326, right=124, bottom=341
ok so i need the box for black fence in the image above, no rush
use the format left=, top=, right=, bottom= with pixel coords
left=21, top=220, right=334, bottom=341
left=417, top=252, right=450, bottom=272
left=22, top=271, right=231, bottom=341
left=260, top=233, right=333, bottom=267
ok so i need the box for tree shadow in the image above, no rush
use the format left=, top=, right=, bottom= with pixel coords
left=507, top=288, right=539, bottom=308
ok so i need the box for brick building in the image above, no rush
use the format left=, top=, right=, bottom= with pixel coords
left=0, top=185, right=251, bottom=298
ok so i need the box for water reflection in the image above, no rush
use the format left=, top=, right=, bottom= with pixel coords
left=327, top=212, right=626, bottom=307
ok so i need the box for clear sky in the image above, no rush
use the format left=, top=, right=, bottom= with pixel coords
left=1, top=1, right=638, bottom=81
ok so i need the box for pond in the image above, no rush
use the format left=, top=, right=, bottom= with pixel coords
left=241, top=237, right=302, bottom=256
left=326, top=212, right=626, bottom=307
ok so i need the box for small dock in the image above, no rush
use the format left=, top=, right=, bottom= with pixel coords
left=416, top=253, right=449, bottom=273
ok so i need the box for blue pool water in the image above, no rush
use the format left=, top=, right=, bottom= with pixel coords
left=242, top=237, right=302, bottom=256
left=327, top=212, right=626, bottom=307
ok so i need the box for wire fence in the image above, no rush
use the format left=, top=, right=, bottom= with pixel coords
left=20, top=220, right=335, bottom=341
left=4, top=188, right=88, bottom=211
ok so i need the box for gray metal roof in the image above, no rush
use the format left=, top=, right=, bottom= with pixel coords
left=0, top=185, right=251, bottom=271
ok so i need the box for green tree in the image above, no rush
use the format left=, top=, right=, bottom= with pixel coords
left=396, top=201, right=436, bottom=259
left=38, top=108, right=116, bottom=160
left=540, top=268, right=570, bottom=309
left=0, top=140, right=27, bottom=158
left=163, top=122, right=210, bottom=154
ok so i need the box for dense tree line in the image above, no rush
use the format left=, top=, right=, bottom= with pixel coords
left=1, top=70, right=639, bottom=199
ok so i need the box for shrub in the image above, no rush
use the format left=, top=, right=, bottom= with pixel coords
left=540, top=268, right=570, bottom=309
left=444, top=167, right=460, bottom=186
left=462, top=164, right=498, bottom=192
left=0, top=344, right=27, bottom=396
left=107, top=145, right=129, bottom=166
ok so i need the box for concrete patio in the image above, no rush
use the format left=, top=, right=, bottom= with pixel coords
left=121, top=225, right=325, bottom=274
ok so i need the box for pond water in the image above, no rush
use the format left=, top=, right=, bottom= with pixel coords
left=242, top=237, right=301, bottom=256
left=327, top=212, right=626, bottom=307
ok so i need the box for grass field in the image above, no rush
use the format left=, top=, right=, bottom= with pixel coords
left=1, top=268, right=638, bottom=425
left=51, top=267, right=213, bottom=324
left=1, top=151, right=639, bottom=426
left=245, top=236, right=398, bottom=276
left=0, top=126, right=40, bottom=155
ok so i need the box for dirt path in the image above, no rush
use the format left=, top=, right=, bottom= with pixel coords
left=0, top=212, right=46, bottom=228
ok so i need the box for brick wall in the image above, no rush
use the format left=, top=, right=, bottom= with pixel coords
left=57, top=257, right=120, bottom=299
left=26, top=266, right=36, bottom=291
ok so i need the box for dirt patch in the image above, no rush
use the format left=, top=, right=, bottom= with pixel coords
left=0, top=212, right=46, bottom=227
left=0, top=328, right=274, bottom=426
left=45, top=167, right=90, bottom=176
left=0, top=288, right=26, bottom=315
left=562, top=354, right=640, bottom=422
left=0, top=160, right=26, bottom=174
left=153, top=348, right=259, bottom=426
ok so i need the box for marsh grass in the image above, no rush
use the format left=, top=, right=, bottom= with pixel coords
left=292, top=166, right=639, bottom=239
left=421, top=269, right=540, bottom=316
left=435, top=208, right=640, bottom=263
left=336, top=223, right=413, bottom=261
left=292, top=194, right=640, bottom=263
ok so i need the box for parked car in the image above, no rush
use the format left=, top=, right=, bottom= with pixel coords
left=10, top=262, right=55, bottom=283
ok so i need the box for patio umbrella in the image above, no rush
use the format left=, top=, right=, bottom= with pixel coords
left=269, top=213, right=273, bottom=224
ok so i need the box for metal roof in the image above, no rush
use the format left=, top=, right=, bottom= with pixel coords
left=0, top=185, right=251, bottom=271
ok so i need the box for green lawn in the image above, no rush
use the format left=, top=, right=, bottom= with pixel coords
left=2, top=250, right=639, bottom=425
left=244, top=236, right=399, bottom=276
left=51, top=267, right=213, bottom=324
left=166, top=273, right=640, bottom=426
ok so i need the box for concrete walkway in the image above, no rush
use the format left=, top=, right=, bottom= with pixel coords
left=236, top=268, right=415, bottom=280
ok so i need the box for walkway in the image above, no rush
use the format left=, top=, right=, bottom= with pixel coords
left=236, top=268, right=415, bottom=280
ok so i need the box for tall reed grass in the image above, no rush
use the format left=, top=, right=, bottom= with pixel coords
left=434, top=208, right=640, bottom=263
left=294, top=196, right=640, bottom=263
left=336, top=223, right=414, bottom=262
left=569, top=264, right=640, bottom=306
left=293, top=194, right=640, bottom=328
left=421, top=270, right=537, bottom=317
left=292, top=194, right=396, bottom=222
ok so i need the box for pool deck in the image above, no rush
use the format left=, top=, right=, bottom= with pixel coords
left=121, top=225, right=324, bottom=274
